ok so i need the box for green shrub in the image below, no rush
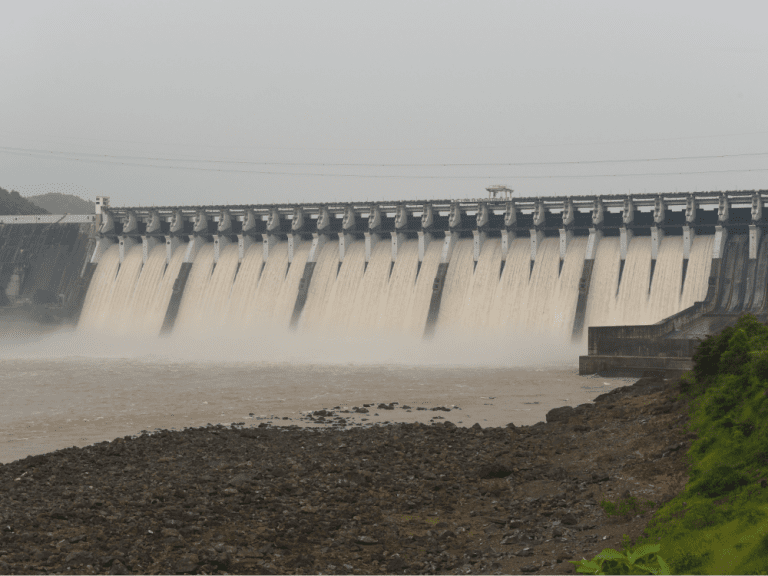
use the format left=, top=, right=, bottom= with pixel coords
left=693, top=325, right=735, bottom=386
left=680, top=501, right=724, bottom=531
left=569, top=543, right=671, bottom=575
left=600, top=496, right=656, bottom=518
left=690, top=465, right=750, bottom=499
left=670, top=549, right=712, bottom=574
left=719, top=328, right=752, bottom=375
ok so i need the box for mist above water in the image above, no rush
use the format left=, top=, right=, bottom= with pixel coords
left=0, top=324, right=584, bottom=368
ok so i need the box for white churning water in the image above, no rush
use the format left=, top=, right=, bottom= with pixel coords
left=77, top=234, right=715, bottom=339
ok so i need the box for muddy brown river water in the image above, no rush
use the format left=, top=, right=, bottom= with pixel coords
left=0, top=326, right=634, bottom=464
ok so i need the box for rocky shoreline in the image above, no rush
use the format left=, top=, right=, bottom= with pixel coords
left=0, top=375, right=695, bottom=575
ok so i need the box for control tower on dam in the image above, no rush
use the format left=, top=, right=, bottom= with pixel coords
left=2, top=190, right=766, bottom=375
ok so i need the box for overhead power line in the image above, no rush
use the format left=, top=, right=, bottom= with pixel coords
left=4, top=128, right=768, bottom=151
left=1, top=147, right=767, bottom=179
left=1, top=145, right=767, bottom=167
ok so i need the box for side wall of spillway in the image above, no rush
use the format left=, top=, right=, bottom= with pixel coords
left=0, top=221, right=95, bottom=319
left=74, top=191, right=765, bottom=340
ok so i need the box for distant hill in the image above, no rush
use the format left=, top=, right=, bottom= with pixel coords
left=0, top=187, right=49, bottom=215
left=26, top=192, right=95, bottom=215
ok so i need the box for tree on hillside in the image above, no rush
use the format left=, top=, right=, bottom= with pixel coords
left=0, top=187, right=49, bottom=215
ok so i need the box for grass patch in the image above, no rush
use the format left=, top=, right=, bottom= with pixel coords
left=600, top=496, right=656, bottom=518
left=570, top=314, right=768, bottom=574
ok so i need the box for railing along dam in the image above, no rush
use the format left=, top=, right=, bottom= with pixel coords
left=63, top=191, right=765, bottom=349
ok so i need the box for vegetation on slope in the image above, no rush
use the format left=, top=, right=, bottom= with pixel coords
left=572, top=313, right=768, bottom=574
left=26, top=192, right=95, bottom=214
left=0, top=186, right=49, bottom=215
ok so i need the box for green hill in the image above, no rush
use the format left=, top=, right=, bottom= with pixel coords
left=26, top=192, right=94, bottom=215
left=0, top=187, right=49, bottom=215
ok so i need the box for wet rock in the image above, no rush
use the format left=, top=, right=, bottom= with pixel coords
left=561, top=513, right=578, bottom=525
left=478, top=462, right=513, bottom=479
left=109, top=560, right=130, bottom=575
left=546, top=406, right=575, bottom=423
left=386, top=553, right=409, bottom=572
left=175, top=553, right=199, bottom=574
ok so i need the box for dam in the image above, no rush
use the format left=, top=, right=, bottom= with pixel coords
left=1, top=191, right=765, bottom=375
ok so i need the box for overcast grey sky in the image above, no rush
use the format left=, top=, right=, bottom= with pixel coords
left=1, top=1, right=767, bottom=207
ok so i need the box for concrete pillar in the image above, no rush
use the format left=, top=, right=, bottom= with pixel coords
left=123, top=211, right=138, bottom=235
left=718, top=195, right=730, bottom=223
left=90, top=237, right=115, bottom=264
left=473, top=230, right=486, bottom=263
left=592, top=198, right=605, bottom=228
left=650, top=227, right=664, bottom=288
left=622, top=197, right=635, bottom=227
left=146, top=211, right=162, bottom=234
left=364, top=232, right=381, bottom=263
left=166, top=236, right=180, bottom=264
left=184, top=236, right=207, bottom=263
left=530, top=229, right=544, bottom=262
left=339, top=232, right=353, bottom=263
left=713, top=225, right=728, bottom=259
left=653, top=197, right=666, bottom=226
left=262, top=234, right=278, bottom=262
left=750, top=225, right=762, bottom=260
left=417, top=231, right=432, bottom=262
left=620, top=227, right=633, bottom=261
left=685, top=196, right=697, bottom=226
left=367, top=205, right=384, bottom=264
left=217, top=210, right=232, bottom=235
left=118, top=236, right=138, bottom=263
left=169, top=209, right=184, bottom=235
left=585, top=228, right=602, bottom=260
left=440, top=231, right=458, bottom=264
left=391, top=231, right=406, bottom=262
left=751, top=193, right=762, bottom=261
left=651, top=227, right=665, bottom=261
left=559, top=228, right=573, bottom=262
left=448, top=204, right=462, bottom=230
left=752, top=193, right=763, bottom=222
left=192, top=210, right=208, bottom=235
left=238, top=235, right=254, bottom=263
left=683, top=226, right=695, bottom=261
left=142, top=236, right=160, bottom=264
left=501, top=230, right=513, bottom=260
left=242, top=209, right=258, bottom=234
left=287, top=233, right=297, bottom=264
left=618, top=227, right=632, bottom=291
left=213, top=235, right=231, bottom=264
left=98, top=210, right=115, bottom=235
left=307, top=233, right=328, bottom=263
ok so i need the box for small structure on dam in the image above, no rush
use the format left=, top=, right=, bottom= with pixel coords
left=1, top=191, right=766, bottom=375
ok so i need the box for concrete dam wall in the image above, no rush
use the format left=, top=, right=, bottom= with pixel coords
left=2, top=191, right=765, bottom=374
left=0, top=217, right=96, bottom=323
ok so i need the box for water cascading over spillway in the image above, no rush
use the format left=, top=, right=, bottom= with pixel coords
left=77, top=233, right=717, bottom=341
left=584, top=234, right=713, bottom=328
